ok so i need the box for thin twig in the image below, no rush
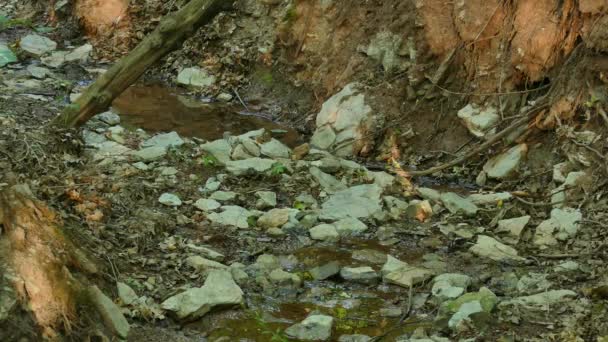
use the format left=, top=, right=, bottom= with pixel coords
left=232, top=87, right=249, bottom=112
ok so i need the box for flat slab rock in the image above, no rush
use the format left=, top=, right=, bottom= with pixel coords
left=285, top=314, right=334, bottom=341
left=161, top=270, right=243, bottom=320
left=318, top=184, right=383, bottom=221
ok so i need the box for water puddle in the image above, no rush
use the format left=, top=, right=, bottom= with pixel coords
left=112, top=84, right=301, bottom=147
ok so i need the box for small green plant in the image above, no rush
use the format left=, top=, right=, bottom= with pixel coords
left=247, top=216, right=258, bottom=228
left=293, top=201, right=306, bottom=210
left=252, top=311, right=289, bottom=342
left=271, top=162, right=287, bottom=175
left=0, top=16, right=33, bottom=31
left=200, top=154, right=218, bottom=167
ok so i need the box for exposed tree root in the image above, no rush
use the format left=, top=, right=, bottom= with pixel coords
left=0, top=183, right=96, bottom=339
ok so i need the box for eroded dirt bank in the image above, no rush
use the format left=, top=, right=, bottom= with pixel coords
left=1, top=0, right=608, bottom=341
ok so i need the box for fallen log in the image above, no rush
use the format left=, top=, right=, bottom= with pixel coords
left=52, top=0, right=233, bottom=127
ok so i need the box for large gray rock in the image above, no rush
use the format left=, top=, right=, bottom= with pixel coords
left=0, top=43, right=18, bottom=67
left=469, top=235, right=526, bottom=264
left=26, top=65, right=51, bottom=79
left=225, top=158, right=275, bottom=175
left=96, top=111, right=121, bottom=125
left=310, top=166, right=347, bottom=194
left=457, top=104, right=500, bottom=138
left=365, top=31, right=404, bottom=72
left=483, top=144, right=528, bottom=179
left=260, top=138, right=291, bottom=159
left=440, top=192, right=478, bottom=216
left=142, top=131, right=184, bottom=150
left=158, top=193, right=182, bottom=206
left=20, top=34, right=57, bottom=55
left=381, top=255, right=433, bottom=288
left=65, top=43, right=92, bottom=63
left=194, top=198, right=221, bottom=211
left=340, top=266, right=379, bottom=284
left=207, top=206, right=253, bottom=229
left=312, top=83, right=373, bottom=156
left=257, top=208, right=291, bottom=228
left=201, top=139, right=232, bottom=164
left=161, top=270, right=243, bottom=320
left=117, top=282, right=139, bottom=306
left=310, top=224, right=340, bottom=242
left=496, top=216, right=530, bottom=244
left=285, top=314, right=334, bottom=341
left=432, top=273, right=472, bottom=301
left=255, top=191, right=277, bottom=209
left=534, top=208, right=582, bottom=247
left=177, top=67, right=216, bottom=88
left=318, top=184, right=383, bottom=221
left=333, top=217, right=368, bottom=236
left=309, top=261, right=341, bottom=280
left=89, top=286, right=130, bottom=339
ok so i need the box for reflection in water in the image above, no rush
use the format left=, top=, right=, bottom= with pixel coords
left=112, top=84, right=300, bottom=147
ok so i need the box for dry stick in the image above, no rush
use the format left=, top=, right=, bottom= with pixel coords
left=407, top=103, right=548, bottom=176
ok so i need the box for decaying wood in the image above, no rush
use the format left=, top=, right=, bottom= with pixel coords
left=0, top=184, right=95, bottom=338
left=52, top=0, right=232, bottom=127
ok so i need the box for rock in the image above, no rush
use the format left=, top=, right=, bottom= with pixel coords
left=230, top=264, right=249, bottom=283
left=469, top=235, right=526, bottom=264
left=333, top=217, right=368, bottom=236
left=457, top=104, right=500, bottom=138
left=187, top=256, right=228, bottom=272
left=131, top=146, right=167, bottom=161
left=257, top=208, right=291, bottom=228
left=496, top=216, right=530, bottom=244
left=380, top=307, right=403, bottom=317
left=0, top=43, right=18, bottom=67
left=204, top=177, right=222, bottom=192
left=207, top=206, right=252, bottom=229
left=340, top=267, right=379, bottom=284
left=309, top=261, right=341, bottom=280
left=26, top=65, right=51, bottom=79
left=158, top=193, right=182, bottom=206
left=194, top=198, right=221, bottom=212
left=95, top=111, right=121, bottom=125
left=89, top=286, right=130, bottom=339
left=82, top=130, right=107, bottom=146
left=186, top=244, right=225, bottom=261
left=20, top=34, right=57, bottom=55
left=65, top=43, right=92, bottom=63
left=432, top=274, right=472, bottom=301
left=142, top=131, right=184, bottom=150
left=440, top=192, right=478, bottom=216
left=217, top=92, right=233, bottom=102
left=534, top=207, right=582, bottom=247
left=269, top=269, right=302, bottom=287
left=483, top=144, right=528, bottom=179
left=292, top=143, right=311, bottom=160
left=417, top=187, right=441, bottom=202
left=319, top=184, right=383, bottom=221
left=384, top=196, right=410, bottom=219
left=339, top=335, right=372, bottom=342
left=161, top=270, right=243, bottom=320
left=383, top=265, right=433, bottom=288
left=406, top=200, right=433, bottom=221
left=552, top=162, right=571, bottom=183
left=209, top=191, right=236, bottom=202
left=310, top=224, right=340, bottom=242
left=370, top=171, right=395, bottom=189
left=225, top=158, right=276, bottom=175
left=516, top=273, right=552, bottom=294
left=352, top=249, right=387, bottom=264
left=41, top=50, right=69, bottom=68
left=254, top=254, right=281, bottom=271
left=498, top=290, right=576, bottom=314
left=88, top=141, right=132, bottom=161
left=108, top=126, right=126, bottom=144
left=437, top=287, right=498, bottom=330
left=177, top=67, right=216, bottom=88
left=267, top=227, right=285, bottom=236
left=231, top=144, right=253, bottom=160
left=285, top=314, right=334, bottom=341
left=201, top=139, right=232, bottom=164
left=551, top=171, right=588, bottom=208
left=310, top=166, right=347, bottom=194
left=260, top=138, right=291, bottom=158
left=310, top=157, right=342, bottom=174
left=255, top=191, right=277, bottom=209
left=117, top=282, right=138, bottom=305
left=365, top=31, right=404, bottom=72
left=468, top=192, right=513, bottom=205
left=312, top=83, right=373, bottom=156
left=554, top=260, right=580, bottom=273
left=310, top=125, right=337, bottom=150
left=241, top=138, right=261, bottom=157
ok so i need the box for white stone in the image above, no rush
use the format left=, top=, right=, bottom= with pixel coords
left=457, top=104, right=500, bottom=138
left=483, top=144, right=528, bottom=179
left=469, top=235, right=526, bottom=264
left=177, top=67, right=216, bottom=88
left=20, top=34, right=57, bottom=55
left=534, top=208, right=582, bottom=247
left=194, top=198, right=221, bottom=211
left=158, top=193, right=182, bottom=206
left=207, top=206, right=252, bottom=229
left=310, top=224, right=340, bottom=242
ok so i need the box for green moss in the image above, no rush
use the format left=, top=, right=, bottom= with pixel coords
left=283, top=5, right=297, bottom=23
